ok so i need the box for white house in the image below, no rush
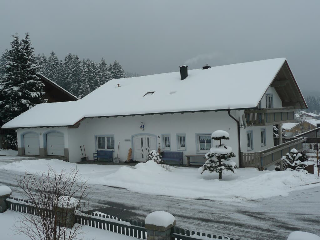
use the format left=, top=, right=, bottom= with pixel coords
left=2, top=58, right=307, bottom=168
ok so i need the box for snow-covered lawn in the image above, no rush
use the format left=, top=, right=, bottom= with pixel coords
left=0, top=210, right=135, bottom=240
left=0, top=157, right=319, bottom=202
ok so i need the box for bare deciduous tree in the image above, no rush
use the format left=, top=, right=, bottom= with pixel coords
left=16, top=168, right=88, bottom=240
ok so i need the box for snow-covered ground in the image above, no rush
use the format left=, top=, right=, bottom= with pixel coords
left=0, top=156, right=319, bottom=239
left=0, top=158, right=319, bottom=202
left=0, top=149, right=18, bottom=156
left=0, top=210, right=135, bottom=240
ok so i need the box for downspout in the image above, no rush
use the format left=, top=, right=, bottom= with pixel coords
left=228, top=110, right=242, bottom=168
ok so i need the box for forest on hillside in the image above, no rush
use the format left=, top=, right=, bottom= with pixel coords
left=305, top=96, right=320, bottom=114
left=0, top=45, right=137, bottom=99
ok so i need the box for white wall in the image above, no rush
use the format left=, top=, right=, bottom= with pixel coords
left=260, top=87, right=282, bottom=109
left=240, top=125, right=274, bottom=153
left=68, top=111, right=241, bottom=166
left=17, top=127, right=68, bottom=149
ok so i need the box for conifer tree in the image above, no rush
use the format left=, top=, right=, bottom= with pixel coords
left=64, top=53, right=82, bottom=96
left=45, top=51, right=60, bottom=82
left=97, top=58, right=112, bottom=85
left=0, top=34, right=44, bottom=148
left=201, top=130, right=237, bottom=179
left=110, top=60, right=126, bottom=79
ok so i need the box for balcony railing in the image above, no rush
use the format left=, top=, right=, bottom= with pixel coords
left=242, top=137, right=305, bottom=169
left=244, top=109, right=295, bottom=126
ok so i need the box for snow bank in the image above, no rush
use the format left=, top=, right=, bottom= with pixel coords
left=0, top=159, right=319, bottom=202
left=145, top=211, right=175, bottom=227
left=211, top=130, right=229, bottom=139
left=0, top=149, right=18, bottom=156
left=287, top=231, right=320, bottom=240
left=0, top=185, right=12, bottom=196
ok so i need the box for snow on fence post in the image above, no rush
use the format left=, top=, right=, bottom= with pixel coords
left=55, top=196, right=78, bottom=228
left=145, top=211, right=176, bottom=240
left=0, top=186, right=12, bottom=213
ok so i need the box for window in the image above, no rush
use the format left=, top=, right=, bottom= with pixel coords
left=96, top=135, right=114, bottom=150
left=162, top=135, right=171, bottom=150
left=261, top=129, right=266, bottom=147
left=247, top=131, right=253, bottom=150
left=97, top=137, right=105, bottom=149
left=197, top=134, right=211, bottom=151
left=266, top=94, right=273, bottom=108
left=106, top=136, right=114, bottom=150
left=177, top=134, right=186, bottom=151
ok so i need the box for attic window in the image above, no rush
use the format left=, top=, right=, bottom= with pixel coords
left=143, top=91, right=155, bottom=97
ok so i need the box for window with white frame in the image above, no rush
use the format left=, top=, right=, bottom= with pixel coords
left=247, top=131, right=253, bottom=150
left=96, top=136, right=114, bottom=150
left=177, top=134, right=186, bottom=150
left=162, top=135, right=171, bottom=150
left=266, top=94, right=273, bottom=108
left=261, top=129, right=266, bottom=147
left=197, top=134, right=211, bottom=151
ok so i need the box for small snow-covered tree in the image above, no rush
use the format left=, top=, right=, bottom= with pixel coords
left=201, top=130, right=236, bottom=179
left=275, top=148, right=308, bottom=171
left=147, top=150, right=163, bottom=164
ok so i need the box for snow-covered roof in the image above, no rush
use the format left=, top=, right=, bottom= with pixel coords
left=300, top=111, right=319, bottom=117
left=3, top=58, right=300, bottom=128
left=306, top=119, right=320, bottom=127
left=282, top=123, right=299, bottom=130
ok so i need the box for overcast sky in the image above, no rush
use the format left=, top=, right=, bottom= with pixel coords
left=1, top=0, right=319, bottom=94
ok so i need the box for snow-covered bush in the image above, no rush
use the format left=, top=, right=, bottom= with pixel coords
left=148, top=150, right=163, bottom=164
left=201, top=130, right=237, bottom=179
left=275, top=148, right=308, bottom=171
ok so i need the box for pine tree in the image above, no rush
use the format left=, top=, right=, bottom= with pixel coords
left=0, top=34, right=44, bottom=148
left=201, top=130, right=237, bottom=179
left=97, top=58, right=112, bottom=85
left=35, top=54, right=47, bottom=75
left=64, top=54, right=82, bottom=96
left=45, top=52, right=60, bottom=82
left=110, top=60, right=126, bottom=79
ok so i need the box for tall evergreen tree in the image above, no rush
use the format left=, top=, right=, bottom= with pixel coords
left=110, top=60, right=126, bottom=79
left=63, top=53, right=82, bottom=96
left=97, top=58, right=112, bottom=86
left=0, top=34, right=44, bottom=148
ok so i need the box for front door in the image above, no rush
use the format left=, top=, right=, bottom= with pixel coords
left=133, top=135, right=157, bottom=162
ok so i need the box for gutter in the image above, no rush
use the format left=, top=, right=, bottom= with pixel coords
left=228, top=110, right=242, bottom=168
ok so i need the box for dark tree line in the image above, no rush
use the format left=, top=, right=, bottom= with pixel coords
left=0, top=33, right=130, bottom=149
left=305, top=96, right=320, bottom=114
left=35, top=52, right=126, bottom=98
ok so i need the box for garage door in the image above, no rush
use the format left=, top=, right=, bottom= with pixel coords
left=47, top=132, right=64, bottom=156
left=24, top=133, right=40, bottom=155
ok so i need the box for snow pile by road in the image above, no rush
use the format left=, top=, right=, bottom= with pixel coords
left=287, top=231, right=320, bottom=240
left=0, top=149, right=17, bottom=156
left=0, top=185, right=12, bottom=195
left=0, top=210, right=135, bottom=240
left=0, top=158, right=319, bottom=201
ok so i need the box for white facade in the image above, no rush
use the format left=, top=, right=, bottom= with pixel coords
left=15, top=86, right=284, bottom=166
left=16, top=111, right=245, bottom=166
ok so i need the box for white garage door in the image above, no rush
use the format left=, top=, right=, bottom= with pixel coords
left=24, top=133, right=40, bottom=156
left=47, top=132, right=64, bottom=156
